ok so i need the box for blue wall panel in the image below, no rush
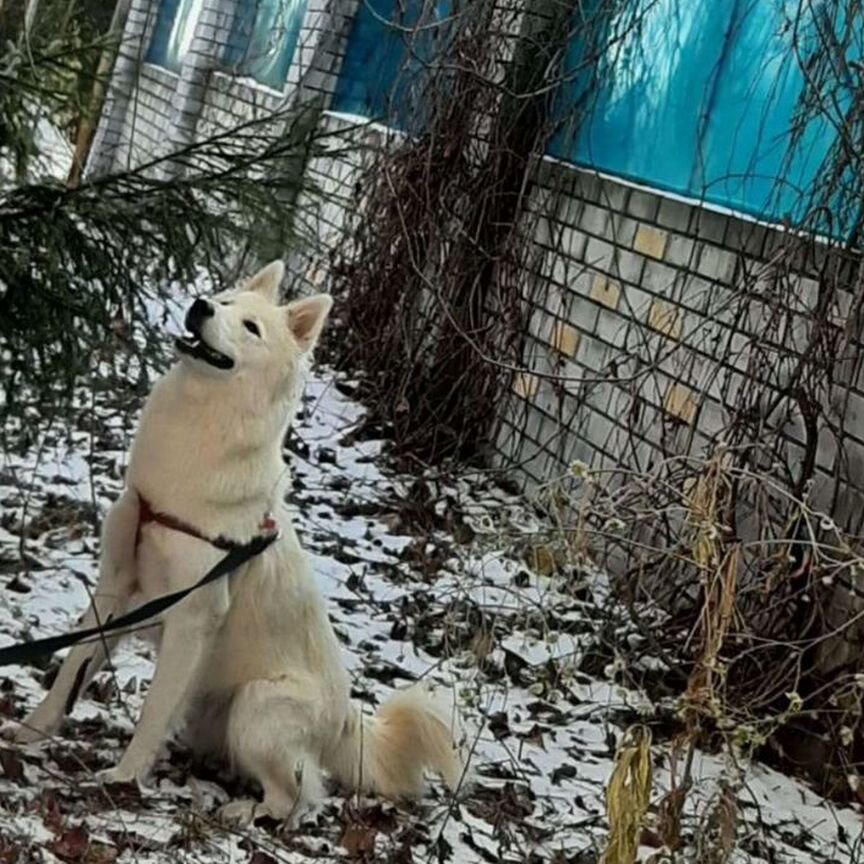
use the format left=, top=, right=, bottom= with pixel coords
left=148, top=0, right=306, bottom=88
left=146, top=0, right=201, bottom=72
left=549, top=0, right=846, bottom=228
left=332, top=0, right=450, bottom=128
left=699, top=0, right=840, bottom=224
left=225, top=0, right=307, bottom=89
left=550, top=1, right=734, bottom=201
left=332, top=0, right=405, bottom=118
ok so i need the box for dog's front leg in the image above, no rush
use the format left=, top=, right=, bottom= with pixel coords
left=99, top=597, right=221, bottom=785
left=10, top=491, right=140, bottom=744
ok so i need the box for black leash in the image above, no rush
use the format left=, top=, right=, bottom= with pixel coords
left=0, top=532, right=278, bottom=668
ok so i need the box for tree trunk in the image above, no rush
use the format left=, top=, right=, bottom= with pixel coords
left=66, top=0, right=130, bottom=188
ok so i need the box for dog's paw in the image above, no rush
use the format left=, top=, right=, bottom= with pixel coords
left=219, top=798, right=317, bottom=830
left=290, top=797, right=323, bottom=828
left=95, top=765, right=147, bottom=787
left=218, top=799, right=259, bottom=826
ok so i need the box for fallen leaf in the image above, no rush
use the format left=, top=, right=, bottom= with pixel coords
left=0, top=748, right=24, bottom=783
left=39, top=791, right=63, bottom=834
left=341, top=823, right=377, bottom=857
left=6, top=576, right=30, bottom=594
left=524, top=544, right=557, bottom=576
left=98, top=780, right=142, bottom=808
left=551, top=763, right=577, bottom=785
left=84, top=843, right=118, bottom=864
left=0, top=835, right=21, bottom=864
left=503, top=648, right=528, bottom=686
left=49, top=825, right=89, bottom=862
left=639, top=827, right=664, bottom=848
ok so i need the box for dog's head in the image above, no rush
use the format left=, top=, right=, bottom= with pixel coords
left=176, top=260, right=332, bottom=395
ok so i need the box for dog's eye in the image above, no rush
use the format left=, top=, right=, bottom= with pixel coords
left=243, top=320, right=261, bottom=337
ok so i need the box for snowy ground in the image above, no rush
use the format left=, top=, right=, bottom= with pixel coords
left=1, top=334, right=863, bottom=862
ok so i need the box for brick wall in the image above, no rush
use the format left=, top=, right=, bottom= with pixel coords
left=112, top=65, right=180, bottom=169
left=494, top=159, right=863, bottom=532
left=88, top=0, right=163, bottom=174
left=93, top=0, right=358, bottom=175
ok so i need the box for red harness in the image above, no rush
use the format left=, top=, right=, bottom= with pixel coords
left=0, top=495, right=281, bottom=668
left=135, top=494, right=278, bottom=552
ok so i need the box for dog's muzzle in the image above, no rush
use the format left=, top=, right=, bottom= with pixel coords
left=176, top=298, right=235, bottom=370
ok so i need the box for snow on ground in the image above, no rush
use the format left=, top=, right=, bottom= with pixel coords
left=0, top=351, right=863, bottom=863
left=0, top=116, right=74, bottom=187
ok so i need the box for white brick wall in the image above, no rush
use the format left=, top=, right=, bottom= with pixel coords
left=492, top=159, right=864, bottom=542
left=88, top=0, right=163, bottom=174
left=90, top=0, right=358, bottom=178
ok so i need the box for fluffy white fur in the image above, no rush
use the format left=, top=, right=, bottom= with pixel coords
left=11, top=261, right=464, bottom=823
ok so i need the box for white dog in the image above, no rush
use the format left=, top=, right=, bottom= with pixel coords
left=12, top=261, right=463, bottom=823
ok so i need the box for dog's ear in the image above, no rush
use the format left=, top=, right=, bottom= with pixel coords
left=286, top=294, right=332, bottom=353
left=243, top=260, right=285, bottom=303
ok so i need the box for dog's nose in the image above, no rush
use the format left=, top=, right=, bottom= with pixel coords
left=185, top=298, right=214, bottom=333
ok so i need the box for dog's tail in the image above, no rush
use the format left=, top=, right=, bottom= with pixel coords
left=324, top=685, right=465, bottom=798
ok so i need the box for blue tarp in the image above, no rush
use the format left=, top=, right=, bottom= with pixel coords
left=147, top=0, right=854, bottom=229
left=549, top=0, right=848, bottom=227
left=331, top=0, right=450, bottom=128
left=333, top=0, right=853, bottom=229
